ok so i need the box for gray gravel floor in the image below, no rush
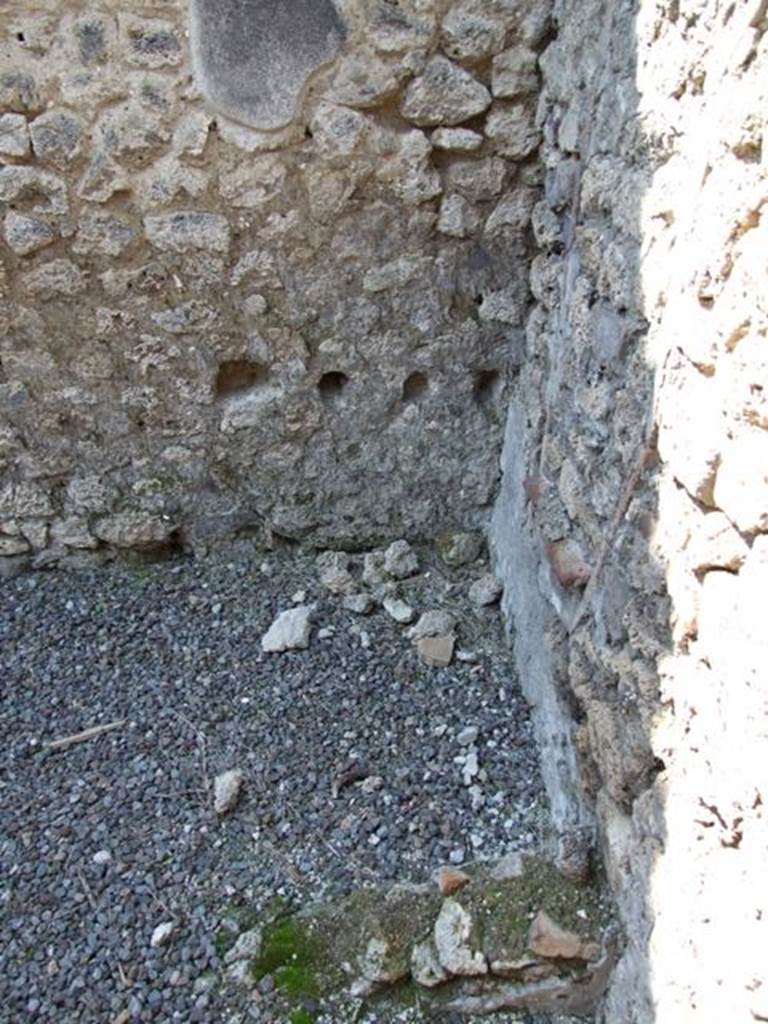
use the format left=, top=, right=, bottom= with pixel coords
left=1, top=545, right=549, bottom=1023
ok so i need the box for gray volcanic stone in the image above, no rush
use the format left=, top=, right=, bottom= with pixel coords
left=401, top=56, right=491, bottom=127
left=189, top=0, right=345, bottom=129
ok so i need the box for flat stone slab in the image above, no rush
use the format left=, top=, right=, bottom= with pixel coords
left=189, top=0, right=345, bottom=129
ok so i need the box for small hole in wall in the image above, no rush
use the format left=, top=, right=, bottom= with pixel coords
left=318, top=371, right=349, bottom=404
left=16, top=32, right=25, bottom=43
left=215, top=359, right=269, bottom=398
left=402, top=371, right=428, bottom=404
left=473, top=369, right=501, bottom=406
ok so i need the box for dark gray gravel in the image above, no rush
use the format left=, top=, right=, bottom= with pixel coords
left=0, top=544, right=548, bottom=1022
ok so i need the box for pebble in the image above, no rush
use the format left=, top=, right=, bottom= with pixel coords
left=468, top=573, right=503, bottom=606
left=343, top=592, right=374, bottom=615
left=417, top=634, right=455, bottom=667
left=382, top=596, right=415, bottom=624
left=261, top=604, right=313, bottom=652
left=457, top=726, right=479, bottom=746
left=214, top=769, right=244, bottom=815
left=383, top=539, right=419, bottom=579
left=150, top=921, right=175, bottom=949
left=92, top=849, right=112, bottom=865
left=408, top=609, right=456, bottom=640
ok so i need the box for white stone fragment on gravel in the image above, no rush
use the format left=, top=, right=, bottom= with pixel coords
left=408, top=609, right=456, bottom=640
left=291, top=589, right=306, bottom=603
left=92, top=849, right=112, bottom=865
left=343, top=592, right=374, bottom=615
left=462, top=748, right=479, bottom=786
left=457, top=650, right=478, bottom=663
left=150, top=921, right=176, bottom=948
left=214, top=769, right=244, bottom=815
left=261, top=605, right=313, bottom=652
left=434, top=898, right=487, bottom=976
left=469, top=574, right=503, bottom=606
left=457, top=726, right=479, bottom=746
left=317, top=626, right=335, bottom=640
left=224, top=926, right=263, bottom=965
left=383, top=596, right=415, bottom=624
left=383, top=539, right=419, bottom=579
left=449, top=847, right=465, bottom=865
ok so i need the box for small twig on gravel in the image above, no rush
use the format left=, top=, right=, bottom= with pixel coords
left=167, top=709, right=211, bottom=805
left=47, top=720, right=126, bottom=752
left=76, top=867, right=98, bottom=911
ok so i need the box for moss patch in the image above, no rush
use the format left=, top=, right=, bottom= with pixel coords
left=251, top=917, right=320, bottom=999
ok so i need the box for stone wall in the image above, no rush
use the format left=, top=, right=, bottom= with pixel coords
left=0, top=0, right=550, bottom=567
left=492, top=0, right=767, bottom=1019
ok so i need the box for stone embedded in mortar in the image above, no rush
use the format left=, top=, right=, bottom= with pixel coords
left=0, top=113, right=30, bottom=157
left=401, top=56, right=491, bottom=127
left=29, top=110, right=82, bottom=164
left=431, top=127, right=483, bottom=151
left=438, top=194, right=480, bottom=238
left=144, top=211, right=230, bottom=254
left=485, top=103, right=541, bottom=160
left=375, top=129, right=442, bottom=205
left=0, top=165, right=68, bottom=216
left=434, top=898, right=488, bottom=976
left=93, top=512, right=175, bottom=550
left=368, top=4, right=435, bottom=54
left=491, top=47, right=540, bottom=98
left=411, top=938, right=449, bottom=987
left=332, top=52, right=402, bottom=109
left=441, top=7, right=507, bottom=62
left=527, top=910, right=599, bottom=962
left=3, top=212, right=56, bottom=257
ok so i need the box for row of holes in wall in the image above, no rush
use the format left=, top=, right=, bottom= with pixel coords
left=214, top=361, right=501, bottom=406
